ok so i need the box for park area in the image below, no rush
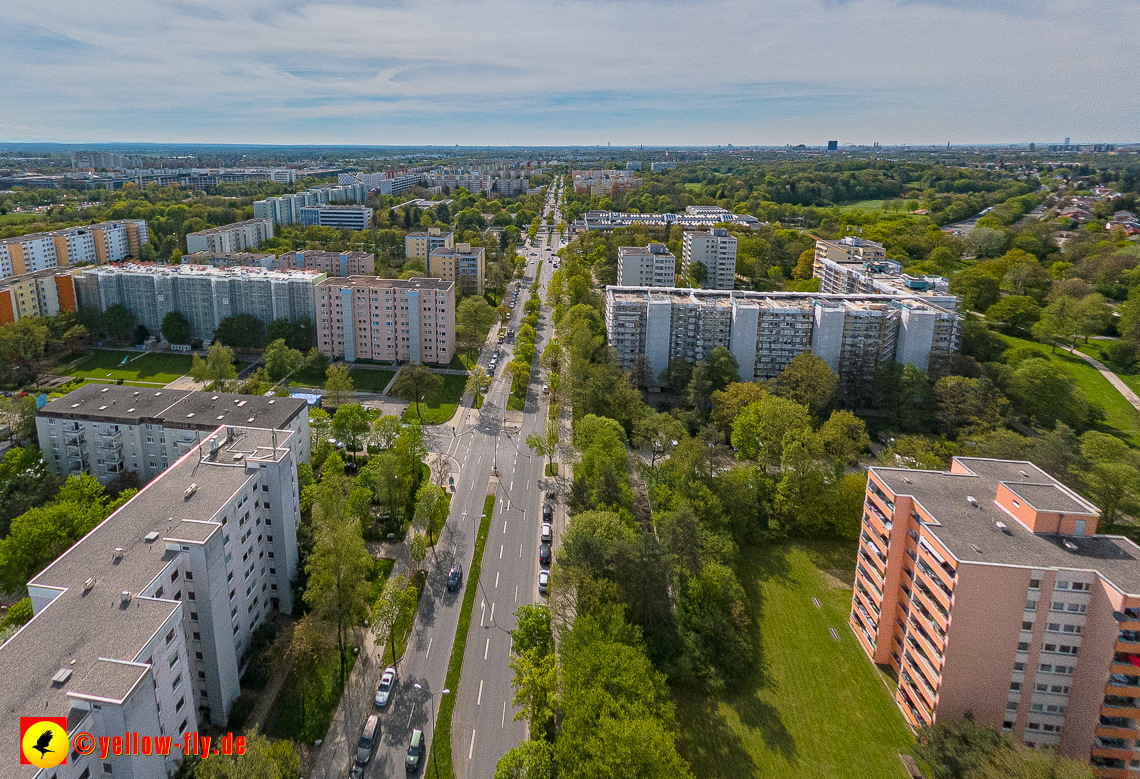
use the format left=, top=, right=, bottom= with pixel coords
left=674, top=541, right=914, bottom=779
left=401, top=373, right=466, bottom=424
left=63, top=350, right=195, bottom=385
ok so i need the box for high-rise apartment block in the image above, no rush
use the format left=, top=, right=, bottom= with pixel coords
left=0, top=267, right=77, bottom=323
left=573, top=206, right=761, bottom=233
left=814, top=237, right=957, bottom=311
left=36, top=384, right=310, bottom=483
left=277, top=250, right=375, bottom=277
left=182, top=251, right=276, bottom=269
left=74, top=263, right=324, bottom=342
left=406, top=228, right=455, bottom=263
left=605, top=287, right=960, bottom=396
left=0, top=220, right=148, bottom=279
left=682, top=228, right=738, bottom=290
left=428, top=243, right=485, bottom=294
left=184, top=219, right=274, bottom=254
left=253, top=183, right=368, bottom=226
left=299, top=205, right=372, bottom=232
left=617, top=244, right=677, bottom=287
left=571, top=169, right=642, bottom=197
left=853, top=457, right=1140, bottom=776
left=316, top=276, right=454, bottom=364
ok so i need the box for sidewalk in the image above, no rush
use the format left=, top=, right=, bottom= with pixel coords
left=1072, top=348, right=1140, bottom=412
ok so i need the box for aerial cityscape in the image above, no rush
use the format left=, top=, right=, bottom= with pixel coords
left=3, top=2, right=1140, bottom=779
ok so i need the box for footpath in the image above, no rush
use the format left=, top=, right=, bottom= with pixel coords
left=1071, top=348, right=1140, bottom=412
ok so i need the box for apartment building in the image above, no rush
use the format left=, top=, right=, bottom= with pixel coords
left=605, top=287, right=961, bottom=394
left=0, top=267, right=77, bottom=323
left=278, top=250, right=375, bottom=277
left=853, top=457, right=1140, bottom=777
left=617, top=244, right=677, bottom=287
left=428, top=243, right=486, bottom=294
left=184, top=219, right=274, bottom=254
left=37, top=384, right=310, bottom=483
left=571, top=169, right=643, bottom=197
left=73, top=263, right=324, bottom=343
left=315, top=276, right=454, bottom=365
left=814, top=238, right=957, bottom=311
left=182, top=251, right=276, bottom=269
left=298, top=205, right=373, bottom=231
left=575, top=206, right=761, bottom=233
left=0, top=220, right=148, bottom=279
left=682, top=228, right=738, bottom=290
left=406, top=227, right=456, bottom=263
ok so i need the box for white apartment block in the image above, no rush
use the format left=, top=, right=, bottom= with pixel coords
left=298, top=205, right=372, bottom=232
left=605, top=287, right=961, bottom=396
left=73, top=263, right=324, bottom=343
left=683, top=228, right=738, bottom=290
left=617, top=244, right=677, bottom=287
left=575, top=206, right=761, bottom=233
left=184, top=219, right=274, bottom=254
left=0, top=220, right=148, bottom=279
left=0, top=425, right=301, bottom=778
left=37, top=385, right=310, bottom=484
left=814, top=235, right=887, bottom=266
left=316, top=276, right=455, bottom=365
left=813, top=238, right=957, bottom=311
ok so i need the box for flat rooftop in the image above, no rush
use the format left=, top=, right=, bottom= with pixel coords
left=77, top=262, right=323, bottom=281
left=0, top=427, right=291, bottom=778
left=871, top=458, right=1140, bottom=594
left=315, top=275, right=454, bottom=292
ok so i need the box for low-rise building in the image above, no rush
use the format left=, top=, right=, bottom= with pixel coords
left=852, top=456, right=1140, bottom=776
left=298, top=205, right=372, bottom=232
left=0, top=267, right=77, bottom=323
left=74, top=263, right=324, bottom=343
left=428, top=243, right=485, bottom=294
left=184, top=219, right=274, bottom=254
left=617, top=244, right=676, bottom=287
left=37, top=384, right=310, bottom=483
left=182, top=251, right=276, bottom=269
left=814, top=237, right=957, bottom=311
left=315, top=276, right=454, bottom=365
left=406, top=228, right=455, bottom=264
left=0, top=220, right=148, bottom=279
left=682, top=228, right=737, bottom=290
left=575, top=206, right=761, bottom=232
left=277, top=250, right=374, bottom=277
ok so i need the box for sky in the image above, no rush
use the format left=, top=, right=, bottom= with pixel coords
left=2, top=0, right=1139, bottom=146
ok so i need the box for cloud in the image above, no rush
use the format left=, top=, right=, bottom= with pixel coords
left=0, top=0, right=1137, bottom=144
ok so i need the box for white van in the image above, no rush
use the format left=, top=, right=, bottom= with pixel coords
left=356, top=714, right=379, bottom=765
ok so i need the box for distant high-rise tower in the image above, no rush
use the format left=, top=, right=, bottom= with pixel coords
left=827, top=141, right=838, bottom=151
left=1065, top=137, right=1071, bottom=145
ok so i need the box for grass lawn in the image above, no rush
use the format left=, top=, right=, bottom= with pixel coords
left=350, top=368, right=396, bottom=393
left=288, top=366, right=328, bottom=389
left=65, top=351, right=195, bottom=384
left=80, top=378, right=170, bottom=388
left=1000, top=334, right=1140, bottom=445
left=367, top=557, right=396, bottom=609
left=452, top=353, right=476, bottom=371
left=1074, top=340, right=1140, bottom=397
left=402, top=373, right=466, bottom=425
left=380, top=570, right=428, bottom=666
left=507, top=393, right=525, bottom=412
left=674, top=541, right=914, bottom=779
left=268, top=643, right=358, bottom=743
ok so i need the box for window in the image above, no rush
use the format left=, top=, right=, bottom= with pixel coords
left=184, top=571, right=192, bottom=581
left=1023, top=621, right=1034, bottom=631
left=166, top=628, right=176, bottom=644
left=171, top=570, right=179, bottom=582
left=1014, top=662, right=1026, bottom=671
left=1051, top=602, right=1065, bottom=612
left=175, top=696, right=185, bottom=712
left=1011, top=682, right=1022, bottom=691
left=1006, top=701, right=1019, bottom=710
left=1018, top=642, right=1030, bottom=652
left=1026, top=600, right=1038, bottom=610
left=172, top=673, right=183, bottom=691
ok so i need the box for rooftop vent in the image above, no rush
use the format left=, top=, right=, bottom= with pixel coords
left=1020, top=470, right=1029, bottom=479
left=133, top=391, right=140, bottom=396
left=51, top=668, right=73, bottom=686
left=233, top=453, right=245, bottom=461
left=184, top=483, right=198, bottom=500
left=101, top=387, right=109, bottom=393
left=143, top=531, right=159, bottom=543
left=995, top=521, right=1012, bottom=535
left=1063, top=540, right=1079, bottom=552
left=212, top=396, right=219, bottom=401
left=83, top=577, right=95, bottom=592
left=112, top=547, right=124, bottom=563
left=967, top=496, right=979, bottom=507
left=120, top=591, right=132, bottom=604
left=71, top=403, right=80, bottom=408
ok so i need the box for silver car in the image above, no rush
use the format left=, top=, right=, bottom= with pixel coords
left=375, top=666, right=396, bottom=708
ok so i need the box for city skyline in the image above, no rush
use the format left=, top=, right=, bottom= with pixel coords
left=2, top=0, right=1139, bottom=146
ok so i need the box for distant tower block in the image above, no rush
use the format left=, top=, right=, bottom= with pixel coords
left=827, top=141, right=838, bottom=151
left=1064, top=137, right=1071, bottom=145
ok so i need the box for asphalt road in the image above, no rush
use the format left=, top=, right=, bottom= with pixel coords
left=361, top=182, right=566, bottom=778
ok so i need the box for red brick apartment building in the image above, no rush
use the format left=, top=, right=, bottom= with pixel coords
left=852, top=457, right=1140, bottom=776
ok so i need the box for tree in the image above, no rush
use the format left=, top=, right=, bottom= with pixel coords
left=507, top=360, right=531, bottom=396
left=953, top=269, right=1002, bottom=313
left=915, top=713, right=1005, bottom=779
left=705, top=346, right=741, bottom=391
left=413, top=482, right=448, bottom=546
left=391, top=364, right=443, bottom=421
left=304, top=347, right=329, bottom=376
left=213, top=313, right=266, bottom=349
left=526, top=418, right=560, bottom=471
left=190, top=343, right=238, bottom=392
left=631, top=411, right=687, bottom=473
left=466, top=365, right=492, bottom=408
left=775, top=352, right=837, bottom=416
left=1032, top=296, right=1080, bottom=353
left=933, top=376, right=1009, bottom=436
left=280, top=616, right=332, bottom=736
left=103, top=303, right=135, bottom=341
left=324, top=363, right=354, bottom=408
left=1080, top=431, right=1140, bottom=530
left=267, top=316, right=316, bottom=351
left=160, top=310, right=191, bottom=345
left=1074, top=293, right=1112, bottom=343
left=495, top=740, right=555, bottom=779
left=1009, top=359, right=1091, bottom=430
left=332, top=403, right=370, bottom=463
left=817, top=410, right=871, bottom=464
left=731, top=395, right=812, bottom=470
left=0, top=318, right=50, bottom=383
left=193, top=726, right=301, bottom=779
left=710, top=382, right=768, bottom=438
left=984, top=296, right=1040, bottom=332
left=370, top=573, right=407, bottom=662
left=134, top=323, right=150, bottom=344
left=456, top=296, right=497, bottom=362
left=0, top=447, right=62, bottom=537
left=264, top=338, right=303, bottom=381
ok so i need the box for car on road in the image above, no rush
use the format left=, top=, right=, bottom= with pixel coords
left=497, top=336, right=504, bottom=344
left=542, top=503, right=553, bottom=521
left=406, top=728, right=424, bottom=773
left=374, top=666, right=396, bottom=708
left=447, top=563, right=463, bottom=591
left=538, top=569, right=550, bottom=594
left=539, top=543, right=552, bottom=566
left=541, top=522, right=552, bottom=543
left=357, top=714, right=379, bottom=766
left=493, top=349, right=500, bottom=358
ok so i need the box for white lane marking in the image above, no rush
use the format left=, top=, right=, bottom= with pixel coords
left=425, top=636, right=433, bottom=658
left=506, top=499, right=510, bottom=511
left=502, top=702, right=507, bottom=728
left=526, top=479, right=529, bottom=490
left=499, top=501, right=504, bottom=515
left=477, top=680, right=483, bottom=705
left=503, top=520, right=507, bottom=534
left=510, top=480, right=514, bottom=490
left=495, top=571, right=500, bottom=588
left=519, top=544, right=523, bottom=558
left=480, top=600, right=485, bottom=626
left=484, top=638, right=490, bottom=660
left=490, top=602, right=495, bottom=622
left=469, top=729, right=476, bottom=760
left=408, top=705, right=415, bottom=727
left=514, top=584, right=518, bottom=602
left=499, top=544, right=504, bottom=559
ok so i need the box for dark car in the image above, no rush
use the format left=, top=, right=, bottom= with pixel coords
left=542, top=503, right=553, bottom=521
left=545, top=491, right=556, bottom=502
left=447, top=563, right=463, bottom=591
left=406, top=728, right=423, bottom=773
left=539, top=543, right=552, bottom=565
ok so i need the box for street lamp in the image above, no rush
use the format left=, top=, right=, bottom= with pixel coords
left=412, top=683, right=450, bottom=778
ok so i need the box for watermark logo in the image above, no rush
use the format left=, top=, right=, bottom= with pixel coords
left=20, top=717, right=68, bottom=769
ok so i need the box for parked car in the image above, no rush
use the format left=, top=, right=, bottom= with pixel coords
left=542, top=503, right=553, bottom=521
left=357, top=714, right=379, bottom=766
left=545, top=491, right=557, bottom=501
left=406, top=728, right=424, bottom=773
left=375, top=666, right=396, bottom=708
left=538, top=569, right=550, bottom=594
left=447, top=563, right=463, bottom=591
left=541, top=523, right=552, bottom=543
left=539, top=543, right=552, bottom=565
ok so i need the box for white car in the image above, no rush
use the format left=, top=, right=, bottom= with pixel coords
left=375, top=666, right=396, bottom=708
left=541, top=522, right=553, bottom=543
left=538, top=569, right=550, bottom=594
